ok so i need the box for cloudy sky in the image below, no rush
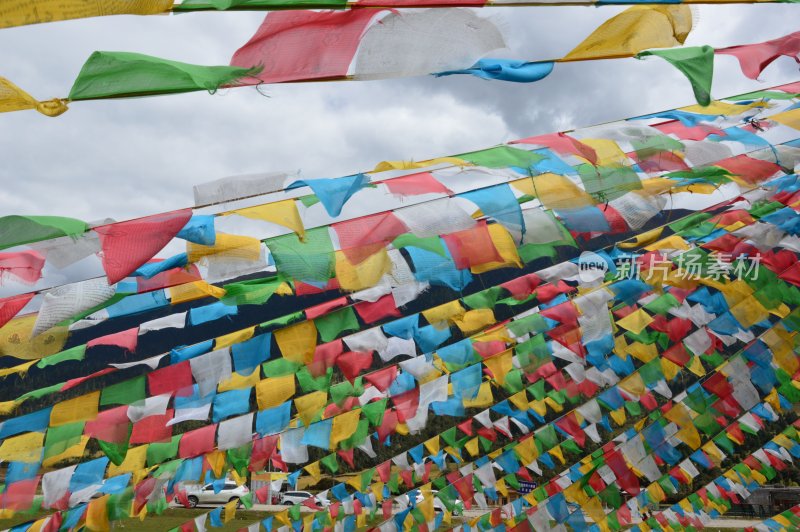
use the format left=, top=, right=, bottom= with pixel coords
left=0, top=4, right=797, bottom=222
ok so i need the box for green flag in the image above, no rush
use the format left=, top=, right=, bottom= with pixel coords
left=69, top=51, right=261, bottom=100
left=0, top=215, right=87, bottom=250
left=637, top=46, right=714, bottom=106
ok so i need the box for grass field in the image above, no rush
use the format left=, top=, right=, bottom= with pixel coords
left=0, top=508, right=274, bottom=531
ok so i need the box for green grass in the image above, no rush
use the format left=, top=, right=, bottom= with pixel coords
left=0, top=509, right=273, bottom=531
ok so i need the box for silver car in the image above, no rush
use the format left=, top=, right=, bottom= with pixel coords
left=280, top=491, right=330, bottom=507
left=181, top=481, right=250, bottom=508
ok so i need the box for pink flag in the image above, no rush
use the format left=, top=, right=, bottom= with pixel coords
left=0, top=251, right=45, bottom=284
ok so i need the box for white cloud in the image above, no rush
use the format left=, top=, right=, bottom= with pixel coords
left=0, top=5, right=797, bottom=221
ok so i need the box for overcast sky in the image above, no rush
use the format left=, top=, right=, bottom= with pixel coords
left=0, top=5, right=797, bottom=222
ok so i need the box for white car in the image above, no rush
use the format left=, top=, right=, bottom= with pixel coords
left=280, top=491, right=329, bottom=507
left=181, top=481, right=249, bottom=508
left=415, top=490, right=462, bottom=515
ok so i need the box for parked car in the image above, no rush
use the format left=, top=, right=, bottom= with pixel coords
left=415, top=490, right=463, bottom=515
left=280, top=491, right=329, bottom=507
left=180, top=482, right=249, bottom=508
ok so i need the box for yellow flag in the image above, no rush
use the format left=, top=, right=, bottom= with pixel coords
left=43, top=436, right=89, bottom=468
left=0, top=0, right=172, bottom=29
left=108, top=445, right=148, bottom=477
left=578, top=139, right=629, bottom=167
left=86, top=494, right=111, bottom=531
left=512, top=174, right=593, bottom=209
left=218, top=368, right=261, bottom=392
left=295, top=391, right=327, bottom=427
left=373, top=157, right=468, bottom=172
left=331, top=409, right=361, bottom=449
left=424, top=436, right=440, bottom=456
left=0, top=76, right=67, bottom=116
left=483, top=350, right=513, bottom=386
left=610, top=407, right=627, bottom=426
left=513, top=436, right=538, bottom=464
left=230, top=199, right=305, bottom=240
left=223, top=498, right=237, bottom=523
left=50, top=391, right=100, bottom=426
left=626, top=341, right=658, bottom=363
left=256, top=375, right=296, bottom=410
left=615, top=309, right=654, bottom=334
left=169, top=280, right=226, bottom=305
left=729, top=296, right=769, bottom=329
left=187, top=233, right=261, bottom=263
left=644, top=234, right=691, bottom=251
left=0, top=400, right=19, bottom=415
left=304, top=461, right=322, bottom=483
left=0, top=431, right=44, bottom=463
left=471, top=223, right=523, bottom=274
left=660, top=358, right=682, bottom=380
left=771, top=107, right=800, bottom=130
left=453, top=309, right=496, bottom=335
left=509, top=390, right=529, bottom=411
left=274, top=510, right=292, bottom=528
left=618, top=227, right=664, bottom=249
left=335, top=248, right=392, bottom=292
left=274, top=320, right=317, bottom=365
left=619, top=372, right=645, bottom=396
left=682, top=100, right=764, bottom=116
left=0, top=314, right=68, bottom=360
left=495, top=477, right=509, bottom=497
left=0, top=360, right=36, bottom=378
left=686, top=355, right=706, bottom=377
left=422, top=300, right=465, bottom=327
left=562, top=6, right=692, bottom=62
left=206, top=450, right=227, bottom=478
left=647, top=482, right=667, bottom=503
left=215, top=326, right=255, bottom=349
left=463, top=382, right=493, bottom=408
left=465, top=437, right=480, bottom=457
left=416, top=492, right=435, bottom=523
left=549, top=444, right=566, bottom=464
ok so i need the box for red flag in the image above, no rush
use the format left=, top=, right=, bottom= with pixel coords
left=717, top=31, right=800, bottom=80
left=442, top=220, right=503, bottom=269
left=355, top=294, right=401, bottom=324
left=511, top=132, right=598, bottom=165
left=383, top=172, right=453, bottom=197
left=714, top=155, right=781, bottom=185
left=0, top=293, right=34, bottom=329
left=334, top=211, right=408, bottom=264
left=653, top=120, right=724, bottom=141
left=179, top=424, right=217, bottom=458
left=87, top=326, right=139, bottom=352
left=377, top=460, right=392, bottom=483
left=364, top=365, right=397, bottom=392
left=85, top=405, right=130, bottom=443
left=231, top=10, right=383, bottom=84
left=94, top=209, right=192, bottom=284
left=336, top=351, right=373, bottom=382
left=136, top=263, right=201, bottom=292
left=130, top=409, right=174, bottom=444
left=555, top=412, right=586, bottom=447
left=306, top=297, right=348, bottom=320
left=148, top=361, right=193, bottom=396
